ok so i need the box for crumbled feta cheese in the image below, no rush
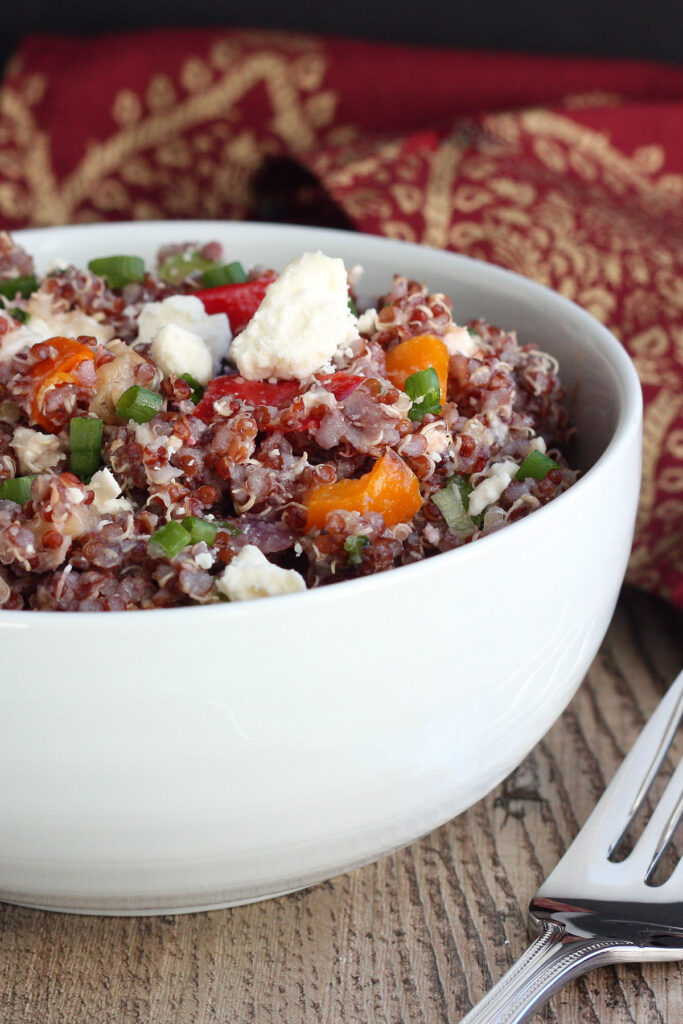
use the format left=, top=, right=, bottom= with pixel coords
left=194, top=551, right=214, bottom=570
left=231, top=252, right=360, bottom=381
left=347, top=264, right=364, bottom=288
left=11, top=427, right=64, bottom=474
left=443, top=325, right=479, bottom=357
left=136, top=295, right=230, bottom=373
left=424, top=523, right=441, bottom=545
left=132, top=422, right=155, bottom=447
left=356, top=307, right=379, bottom=334
left=88, top=467, right=133, bottom=515
left=0, top=322, right=43, bottom=363
left=26, top=293, right=114, bottom=345
left=150, top=323, right=213, bottom=385
left=468, top=459, right=520, bottom=517
left=216, top=544, right=306, bottom=601
left=420, top=421, right=453, bottom=458
left=300, top=387, right=339, bottom=414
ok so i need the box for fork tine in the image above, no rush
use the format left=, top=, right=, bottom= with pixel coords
left=638, top=757, right=683, bottom=883
left=604, top=669, right=683, bottom=859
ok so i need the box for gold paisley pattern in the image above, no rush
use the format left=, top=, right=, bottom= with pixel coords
left=0, top=32, right=682, bottom=602
left=0, top=36, right=341, bottom=225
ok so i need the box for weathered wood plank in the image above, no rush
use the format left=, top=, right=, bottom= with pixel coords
left=0, top=587, right=681, bottom=1024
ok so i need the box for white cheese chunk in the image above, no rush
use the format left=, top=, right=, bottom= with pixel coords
left=88, top=467, right=133, bottom=515
left=231, top=252, right=360, bottom=381
left=468, top=459, right=519, bottom=517
left=356, top=307, right=379, bottom=334
left=136, top=295, right=231, bottom=373
left=194, top=551, right=214, bottom=571
left=443, top=325, right=479, bottom=357
left=216, top=544, right=306, bottom=601
left=26, top=293, right=114, bottom=345
left=150, top=323, right=213, bottom=385
left=10, top=427, right=64, bottom=474
left=0, top=322, right=43, bottom=363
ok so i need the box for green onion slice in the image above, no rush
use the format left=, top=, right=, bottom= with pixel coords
left=516, top=449, right=559, bottom=481
left=0, top=275, right=38, bottom=300
left=0, top=475, right=35, bottom=504
left=115, top=385, right=163, bottom=423
left=87, top=256, right=145, bottom=290
left=7, top=307, right=28, bottom=323
left=69, top=416, right=103, bottom=482
left=148, top=521, right=191, bottom=558
left=405, top=367, right=442, bottom=422
left=467, top=325, right=480, bottom=337
left=201, top=261, right=248, bottom=287
left=344, top=534, right=369, bottom=565
left=215, top=520, right=241, bottom=536
left=432, top=478, right=476, bottom=536
left=180, top=373, right=205, bottom=404
left=182, top=516, right=218, bottom=546
left=348, top=295, right=359, bottom=317
left=157, top=251, right=218, bottom=285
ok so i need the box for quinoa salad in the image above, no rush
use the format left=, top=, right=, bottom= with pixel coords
left=0, top=231, right=576, bottom=611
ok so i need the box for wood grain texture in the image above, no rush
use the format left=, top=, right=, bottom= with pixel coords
left=1, top=586, right=681, bottom=1024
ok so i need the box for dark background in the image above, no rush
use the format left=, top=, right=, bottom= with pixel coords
left=2, top=0, right=682, bottom=70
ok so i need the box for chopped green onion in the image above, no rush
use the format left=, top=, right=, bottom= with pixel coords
left=449, top=474, right=474, bottom=510
left=449, top=473, right=485, bottom=528
left=344, top=534, right=369, bottom=565
left=7, top=307, right=28, bottom=323
left=148, top=521, right=191, bottom=558
left=405, top=367, right=442, bottom=422
left=180, top=373, right=205, bottom=404
left=182, top=516, right=218, bottom=545
left=157, top=250, right=218, bottom=285
left=0, top=475, right=35, bottom=504
left=87, top=256, right=145, bottom=290
left=0, top=275, right=38, bottom=300
left=216, top=520, right=241, bottom=536
left=69, top=416, right=103, bottom=481
left=348, top=295, right=359, bottom=317
left=115, top=385, right=163, bottom=423
left=516, top=449, right=559, bottom=481
left=201, top=261, right=248, bottom=287
left=467, top=325, right=480, bottom=337
left=432, top=478, right=476, bottom=536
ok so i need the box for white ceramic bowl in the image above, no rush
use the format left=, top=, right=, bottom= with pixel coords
left=0, top=222, right=641, bottom=914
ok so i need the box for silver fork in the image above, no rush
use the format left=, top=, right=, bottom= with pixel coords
left=461, top=668, right=683, bottom=1024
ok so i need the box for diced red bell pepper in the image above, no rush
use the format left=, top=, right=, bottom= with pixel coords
left=194, top=375, right=300, bottom=422
left=316, top=372, right=365, bottom=401
left=286, top=373, right=366, bottom=432
left=194, top=371, right=366, bottom=428
left=29, top=336, right=95, bottom=432
left=192, top=279, right=272, bottom=333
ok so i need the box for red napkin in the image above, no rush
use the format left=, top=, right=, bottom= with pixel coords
left=1, top=28, right=682, bottom=605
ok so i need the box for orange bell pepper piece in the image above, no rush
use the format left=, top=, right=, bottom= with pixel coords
left=306, top=450, right=423, bottom=531
left=29, top=336, right=95, bottom=432
left=384, top=333, right=449, bottom=404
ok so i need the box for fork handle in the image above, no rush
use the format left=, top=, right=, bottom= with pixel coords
left=459, top=921, right=630, bottom=1024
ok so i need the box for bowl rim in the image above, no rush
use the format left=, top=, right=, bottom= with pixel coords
left=0, top=219, right=643, bottom=625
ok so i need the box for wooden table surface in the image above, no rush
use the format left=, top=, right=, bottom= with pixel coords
left=1, top=586, right=681, bottom=1024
